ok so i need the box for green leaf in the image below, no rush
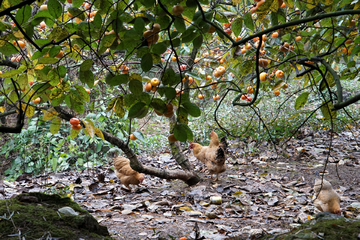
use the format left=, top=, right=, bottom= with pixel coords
left=48, top=0, right=62, bottom=19
left=1, top=67, right=26, bottom=78
left=38, top=57, right=59, bottom=64
left=174, top=124, right=188, bottom=142
left=129, top=73, right=142, bottom=82
left=58, top=65, right=67, bottom=78
left=49, top=88, right=62, bottom=101
left=79, top=70, right=94, bottom=88
left=70, top=127, right=81, bottom=138
left=243, top=13, right=254, bottom=31
left=141, top=53, right=153, bottom=72
left=182, top=124, right=194, bottom=141
left=283, top=0, right=294, bottom=8
left=240, top=60, right=254, bottom=75
left=31, top=49, right=49, bottom=60
left=106, top=73, right=129, bottom=86
left=174, top=17, right=186, bottom=33
left=119, top=12, right=133, bottom=22
left=320, top=101, right=336, bottom=120
left=68, top=7, right=85, bottom=20
left=129, top=79, right=143, bottom=95
left=72, top=0, right=84, bottom=8
left=162, top=68, right=176, bottom=86
left=48, top=46, right=61, bottom=58
left=114, top=97, right=126, bottom=118
left=70, top=99, right=85, bottom=114
left=294, top=92, right=309, bottom=110
left=152, top=42, right=167, bottom=55
left=74, top=85, right=90, bottom=102
left=48, top=26, right=68, bottom=42
left=15, top=4, right=31, bottom=25
left=7, top=90, right=19, bottom=104
left=193, top=34, right=203, bottom=49
left=50, top=117, right=61, bottom=135
left=319, top=0, right=333, bottom=5
left=80, top=59, right=94, bottom=71
left=182, top=29, right=197, bottom=43
left=180, top=91, right=190, bottom=103
left=0, top=42, right=18, bottom=56
left=132, top=130, right=146, bottom=142
left=137, top=46, right=149, bottom=58
left=156, top=16, right=171, bottom=29
left=51, top=93, right=65, bottom=106
left=69, top=88, right=84, bottom=104
left=150, top=98, right=167, bottom=113
left=128, top=102, right=147, bottom=118
left=134, top=17, right=145, bottom=32
left=17, top=74, right=28, bottom=90
left=176, top=107, right=188, bottom=124
left=102, top=34, right=117, bottom=47
left=83, top=119, right=96, bottom=138
left=48, top=69, right=61, bottom=86
left=257, top=0, right=276, bottom=12
left=231, top=18, right=242, bottom=37
left=270, top=12, right=278, bottom=26
left=93, top=12, right=102, bottom=29
left=164, top=87, right=176, bottom=99
left=182, top=102, right=201, bottom=117
left=305, top=0, right=317, bottom=9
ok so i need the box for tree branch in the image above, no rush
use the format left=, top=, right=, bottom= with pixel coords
left=54, top=106, right=201, bottom=186
left=233, top=10, right=360, bottom=47
left=0, top=0, right=36, bottom=17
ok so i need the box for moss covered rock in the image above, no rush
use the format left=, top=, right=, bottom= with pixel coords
left=0, top=192, right=111, bottom=239
left=262, top=212, right=360, bottom=240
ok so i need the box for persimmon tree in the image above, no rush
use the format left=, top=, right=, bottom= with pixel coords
left=1, top=0, right=360, bottom=185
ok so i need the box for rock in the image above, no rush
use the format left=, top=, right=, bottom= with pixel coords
left=58, top=206, right=79, bottom=215
left=249, top=229, right=263, bottom=238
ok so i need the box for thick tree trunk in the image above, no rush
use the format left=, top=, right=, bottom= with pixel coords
left=55, top=106, right=201, bottom=186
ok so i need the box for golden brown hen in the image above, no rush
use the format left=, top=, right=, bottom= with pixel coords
left=209, top=131, right=228, bottom=152
left=113, top=156, right=145, bottom=190
left=313, top=172, right=341, bottom=215
left=204, top=144, right=226, bottom=181
left=189, top=131, right=227, bottom=181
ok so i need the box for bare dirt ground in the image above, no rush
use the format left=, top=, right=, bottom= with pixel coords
left=1, top=128, right=360, bottom=239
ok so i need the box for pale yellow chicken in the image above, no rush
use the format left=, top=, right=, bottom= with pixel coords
left=189, top=131, right=227, bottom=181
left=313, top=172, right=341, bottom=215
left=113, top=156, right=145, bottom=190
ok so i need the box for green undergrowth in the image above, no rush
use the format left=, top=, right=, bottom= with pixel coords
left=0, top=192, right=111, bottom=240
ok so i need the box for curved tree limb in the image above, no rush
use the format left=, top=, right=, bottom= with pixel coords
left=54, top=106, right=201, bottom=186
left=0, top=0, right=36, bottom=17
left=233, top=10, right=360, bottom=47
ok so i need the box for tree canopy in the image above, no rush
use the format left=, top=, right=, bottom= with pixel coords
left=1, top=0, right=360, bottom=184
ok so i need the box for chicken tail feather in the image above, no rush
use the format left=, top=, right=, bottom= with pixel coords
left=215, top=147, right=226, bottom=163
left=220, top=136, right=228, bottom=153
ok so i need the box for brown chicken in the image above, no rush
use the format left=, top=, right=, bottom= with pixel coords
left=189, top=131, right=227, bottom=181
left=209, top=131, right=228, bottom=152
left=190, top=142, right=208, bottom=164
left=313, top=172, right=341, bottom=215
left=204, top=144, right=226, bottom=181
left=113, top=156, right=145, bottom=189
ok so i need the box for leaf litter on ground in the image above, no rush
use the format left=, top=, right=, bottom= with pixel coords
left=0, top=127, right=360, bottom=239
